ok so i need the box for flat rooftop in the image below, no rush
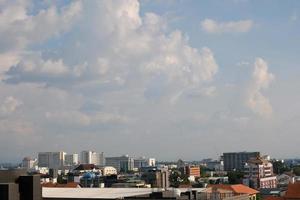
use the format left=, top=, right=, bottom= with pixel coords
left=43, top=188, right=161, bottom=199
left=43, top=187, right=206, bottom=199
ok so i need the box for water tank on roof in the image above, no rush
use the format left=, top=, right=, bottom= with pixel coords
left=82, top=172, right=95, bottom=180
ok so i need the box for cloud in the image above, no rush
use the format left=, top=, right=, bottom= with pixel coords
left=247, top=58, right=274, bottom=118
left=5, top=53, right=87, bottom=84
left=4, top=1, right=218, bottom=100
left=0, top=96, right=23, bottom=116
left=201, top=18, right=253, bottom=33
left=0, top=0, right=225, bottom=160
left=0, top=0, right=82, bottom=52
left=45, top=110, right=131, bottom=126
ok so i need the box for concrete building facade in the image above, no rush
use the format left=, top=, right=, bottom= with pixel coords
left=22, top=157, right=36, bottom=169
left=105, top=155, right=134, bottom=172
left=185, top=165, right=201, bottom=178
left=243, top=156, right=277, bottom=189
left=223, top=152, right=260, bottom=171
left=38, top=152, right=66, bottom=169
left=65, top=154, right=79, bottom=166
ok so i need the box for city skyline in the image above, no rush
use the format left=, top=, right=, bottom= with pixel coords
left=0, top=0, right=300, bottom=162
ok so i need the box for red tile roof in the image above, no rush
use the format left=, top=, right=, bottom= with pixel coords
left=263, top=196, right=284, bottom=200
left=42, top=182, right=80, bottom=188
left=285, top=182, right=300, bottom=199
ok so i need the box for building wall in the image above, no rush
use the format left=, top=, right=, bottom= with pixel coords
left=185, top=166, right=200, bottom=177
left=134, top=158, right=148, bottom=169
left=81, top=151, right=103, bottom=165
left=106, top=156, right=134, bottom=172
left=223, top=152, right=260, bottom=171
left=22, top=157, right=36, bottom=169
left=0, top=170, right=41, bottom=200
left=65, top=154, right=79, bottom=166
left=0, top=183, right=19, bottom=200
left=38, top=152, right=65, bottom=169
left=243, top=158, right=277, bottom=189
left=102, top=166, right=117, bottom=176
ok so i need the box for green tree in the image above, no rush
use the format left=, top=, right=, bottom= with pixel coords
left=227, top=171, right=244, bottom=184
left=169, top=169, right=181, bottom=187
left=200, top=166, right=211, bottom=177
left=169, top=169, right=190, bottom=187
left=272, top=160, right=290, bottom=174
left=293, top=166, right=300, bottom=176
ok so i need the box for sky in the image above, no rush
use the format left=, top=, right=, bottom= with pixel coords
left=0, top=0, right=300, bottom=162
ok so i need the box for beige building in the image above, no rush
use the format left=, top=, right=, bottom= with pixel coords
left=101, top=166, right=117, bottom=176
left=243, top=156, right=277, bottom=189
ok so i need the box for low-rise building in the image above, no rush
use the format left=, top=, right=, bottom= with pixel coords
left=101, top=166, right=117, bottom=176
left=201, top=184, right=259, bottom=200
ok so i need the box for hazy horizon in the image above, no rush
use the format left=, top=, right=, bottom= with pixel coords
left=0, top=0, right=300, bottom=163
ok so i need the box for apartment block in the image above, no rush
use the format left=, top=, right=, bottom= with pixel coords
left=38, top=152, right=66, bottom=169
left=223, top=152, right=260, bottom=171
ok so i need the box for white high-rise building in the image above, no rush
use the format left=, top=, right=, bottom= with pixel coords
left=98, top=152, right=105, bottom=166
left=65, top=154, right=79, bottom=166
left=148, top=158, right=156, bottom=166
left=22, top=157, right=36, bottom=169
left=81, top=151, right=93, bottom=164
left=80, top=151, right=102, bottom=165
left=38, top=152, right=66, bottom=169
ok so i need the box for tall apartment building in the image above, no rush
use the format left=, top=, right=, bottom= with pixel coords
left=98, top=152, right=105, bottom=166
left=134, top=157, right=148, bottom=169
left=223, top=152, right=260, bottom=171
left=65, top=154, right=79, bottom=166
left=243, top=156, right=277, bottom=189
left=148, top=158, right=156, bottom=167
left=22, top=157, right=36, bottom=169
left=38, top=152, right=66, bottom=169
left=80, top=151, right=97, bottom=164
left=105, top=155, right=134, bottom=172
left=80, top=151, right=104, bottom=165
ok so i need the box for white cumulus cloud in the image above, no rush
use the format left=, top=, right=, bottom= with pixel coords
left=5, top=0, right=218, bottom=101
left=0, top=96, right=23, bottom=116
left=247, top=58, right=274, bottom=118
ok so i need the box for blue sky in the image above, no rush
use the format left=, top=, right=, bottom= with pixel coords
left=0, top=0, right=299, bottom=162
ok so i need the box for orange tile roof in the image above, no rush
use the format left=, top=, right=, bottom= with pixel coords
left=208, top=184, right=259, bottom=195
left=285, top=182, right=300, bottom=199
left=231, top=184, right=259, bottom=195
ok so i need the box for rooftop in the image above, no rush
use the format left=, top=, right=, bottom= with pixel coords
left=208, top=184, right=259, bottom=195
left=285, top=182, right=300, bottom=199
left=42, top=187, right=206, bottom=199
